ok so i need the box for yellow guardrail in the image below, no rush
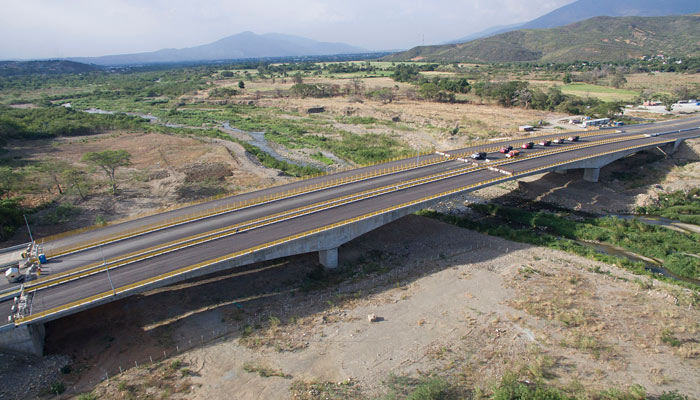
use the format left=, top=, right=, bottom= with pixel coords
left=39, top=119, right=683, bottom=252
left=38, top=127, right=629, bottom=257
left=40, top=149, right=439, bottom=244
left=22, top=133, right=645, bottom=294
left=26, top=164, right=477, bottom=292
left=32, top=134, right=651, bottom=293
left=43, top=152, right=447, bottom=258
left=30, top=134, right=643, bottom=290
left=15, top=135, right=684, bottom=325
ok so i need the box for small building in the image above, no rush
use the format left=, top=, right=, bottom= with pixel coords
left=580, top=118, right=610, bottom=128
left=518, top=125, right=534, bottom=132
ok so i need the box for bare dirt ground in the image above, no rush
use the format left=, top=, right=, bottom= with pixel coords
left=24, top=214, right=699, bottom=400
left=199, top=75, right=574, bottom=151
left=259, top=95, right=569, bottom=151
left=2, top=131, right=290, bottom=243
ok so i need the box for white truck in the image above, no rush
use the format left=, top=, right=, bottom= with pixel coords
left=4, top=266, right=22, bottom=283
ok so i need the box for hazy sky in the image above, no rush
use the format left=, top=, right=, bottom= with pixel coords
left=0, top=0, right=575, bottom=59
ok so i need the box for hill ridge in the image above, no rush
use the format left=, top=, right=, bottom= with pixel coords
left=67, top=32, right=367, bottom=66
left=446, top=0, right=699, bottom=45
left=386, top=14, right=700, bottom=63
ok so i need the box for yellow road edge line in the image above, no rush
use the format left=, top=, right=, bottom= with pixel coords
left=25, top=134, right=648, bottom=291
left=43, top=154, right=449, bottom=258
left=15, top=135, right=678, bottom=324
left=39, top=125, right=635, bottom=254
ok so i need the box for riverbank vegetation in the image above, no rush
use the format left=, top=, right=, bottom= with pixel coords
left=419, top=203, right=700, bottom=285
left=636, top=188, right=700, bottom=225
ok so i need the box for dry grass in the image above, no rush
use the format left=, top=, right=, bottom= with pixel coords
left=242, top=362, right=291, bottom=379
left=625, top=72, right=700, bottom=94
left=91, top=359, right=194, bottom=400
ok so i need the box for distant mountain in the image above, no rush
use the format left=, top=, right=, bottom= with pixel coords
left=446, top=0, right=700, bottom=44
left=0, top=60, right=98, bottom=76
left=444, top=23, right=523, bottom=45
left=67, top=32, right=367, bottom=66
left=385, top=14, right=700, bottom=63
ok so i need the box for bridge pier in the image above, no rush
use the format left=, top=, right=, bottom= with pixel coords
left=319, top=248, right=339, bottom=269
left=0, top=323, right=45, bottom=356
left=583, top=168, right=600, bottom=183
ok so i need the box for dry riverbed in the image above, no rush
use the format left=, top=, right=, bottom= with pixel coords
left=19, top=214, right=699, bottom=400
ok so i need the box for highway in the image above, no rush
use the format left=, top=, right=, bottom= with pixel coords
left=3, top=116, right=700, bottom=329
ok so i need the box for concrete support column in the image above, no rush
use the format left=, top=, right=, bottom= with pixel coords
left=0, top=323, right=45, bottom=356
left=583, top=168, right=600, bottom=183
left=319, top=248, right=338, bottom=269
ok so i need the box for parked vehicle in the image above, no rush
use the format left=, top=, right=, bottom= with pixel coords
left=521, top=142, right=534, bottom=149
left=470, top=152, right=487, bottom=160
left=4, top=266, right=22, bottom=283
left=567, top=135, right=580, bottom=142
left=499, top=145, right=513, bottom=153
left=506, top=150, right=520, bottom=158
left=539, top=140, right=552, bottom=146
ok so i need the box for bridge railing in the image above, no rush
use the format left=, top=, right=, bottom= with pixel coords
left=17, top=133, right=689, bottom=325
left=43, top=151, right=444, bottom=258
left=29, top=134, right=647, bottom=293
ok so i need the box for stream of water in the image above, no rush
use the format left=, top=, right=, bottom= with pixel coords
left=612, top=214, right=700, bottom=235
left=81, top=108, right=313, bottom=167
left=576, top=240, right=699, bottom=286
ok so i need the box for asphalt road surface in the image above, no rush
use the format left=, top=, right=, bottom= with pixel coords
left=43, top=117, right=699, bottom=254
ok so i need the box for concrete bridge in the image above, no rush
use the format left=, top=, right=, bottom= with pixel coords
left=1, top=117, right=699, bottom=356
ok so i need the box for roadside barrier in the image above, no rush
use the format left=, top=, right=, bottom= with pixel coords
left=43, top=152, right=445, bottom=258
left=40, top=149, right=438, bottom=245
left=42, top=128, right=643, bottom=258
left=16, top=132, right=681, bottom=324
left=25, top=133, right=647, bottom=293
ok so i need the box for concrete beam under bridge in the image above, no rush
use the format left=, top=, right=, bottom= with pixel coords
left=319, top=248, right=339, bottom=269
left=0, top=323, right=44, bottom=356
left=583, top=168, right=600, bottom=183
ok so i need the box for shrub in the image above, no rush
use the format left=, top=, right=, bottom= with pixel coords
left=49, top=381, right=65, bottom=395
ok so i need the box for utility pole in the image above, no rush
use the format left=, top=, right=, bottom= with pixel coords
left=23, top=214, right=34, bottom=243
left=100, top=245, right=116, bottom=296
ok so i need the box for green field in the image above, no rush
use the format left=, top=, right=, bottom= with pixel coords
left=560, top=83, right=639, bottom=102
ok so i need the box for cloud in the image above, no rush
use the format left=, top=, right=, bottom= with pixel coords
left=0, top=0, right=574, bottom=59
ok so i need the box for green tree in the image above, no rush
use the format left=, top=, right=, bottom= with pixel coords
left=592, top=101, right=624, bottom=119
left=660, top=95, right=677, bottom=112
left=562, top=73, right=572, bottom=84
left=82, top=150, right=131, bottom=195
left=611, top=72, right=627, bottom=89
left=419, top=83, right=440, bottom=100
left=39, top=160, right=72, bottom=195
left=62, top=168, right=90, bottom=200
left=238, top=80, right=245, bottom=89
left=292, top=73, right=304, bottom=85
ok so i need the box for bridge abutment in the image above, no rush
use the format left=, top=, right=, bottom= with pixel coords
left=583, top=168, right=600, bottom=183
left=0, top=323, right=45, bottom=356
left=319, top=248, right=339, bottom=269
